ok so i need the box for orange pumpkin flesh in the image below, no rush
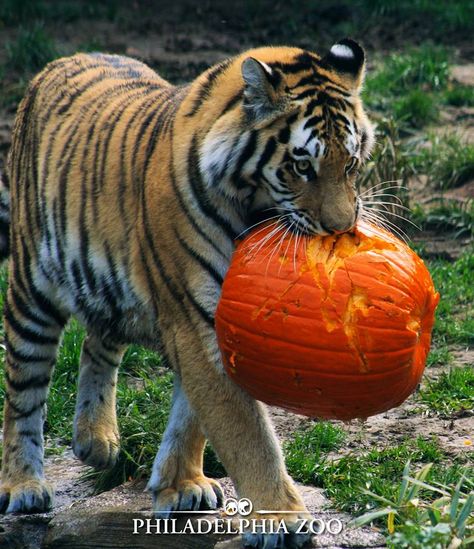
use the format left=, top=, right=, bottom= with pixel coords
left=215, top=220, right=439, bottom=420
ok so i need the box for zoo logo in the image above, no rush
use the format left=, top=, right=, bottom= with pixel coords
left=224, top=498, right=253, bottom=516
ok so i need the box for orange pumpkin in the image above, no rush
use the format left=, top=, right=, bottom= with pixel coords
left=215, top=220, right=439, bottom=420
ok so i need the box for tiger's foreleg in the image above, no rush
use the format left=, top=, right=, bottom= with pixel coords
left=72, top=334, right=125, bottom=469
left=150, top=323, right=311, bottom=548
left=0, top=282, right=67, bottom=513
left=147, top=375, right=224, bottom=516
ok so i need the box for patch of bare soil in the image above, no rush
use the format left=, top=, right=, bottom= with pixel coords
left=451, top=348, right=474, bottom=366
left=268, top=355, right=473, bottom=463
left=44, top=449, right=96, bottom=508
left=268, top=405, right=314, bottom=441
left=412, top=230, right=472, bottom=260
left=452, top=64, right=474, bottom=87
left=438, top=105, right=474, bottom=144
left=444, top=179, right=474, bottom=200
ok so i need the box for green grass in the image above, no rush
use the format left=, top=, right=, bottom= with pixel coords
left=428, top=251, right=474, bottom=346
left=363, top=45, right=451, bottom=115
left=284, top=422, right=346, bottom=484
left=356, top=0, right=474, bottom=34
left=285, top=424, right=473, bottom=524
left=0, top=0, right=45, bottom=25
left=353, top=461, right=474, bottom=548
left=444, top=85, right=474, bottom=107
left=418, top=366, right=474, bottom=417
left=393, top=90, right=439, bottom=129
left=204, top=445, right=227, bottom=478
left=287, top=434, right=472, bottom=515
left=388, top=516, right=473, bottom=549
left=426, top=347, right=452, bottom=368
left=0, top=76, right=29, bottom=109
left=76, top=39, right=107, bottom=53
left=5, top=23, right=59, bottom=74
left=122, top=344, right=163, bottom=375
left=362, top=128, right=474, bottom=245
left=361, top=44, right=474, bottom=129
left=0, top=0, right=118, bottom=25
left=413, top=134, right=474, bottom=189
left=412, top=200, right=474, bottom=239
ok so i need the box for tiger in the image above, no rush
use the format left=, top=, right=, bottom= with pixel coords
left=0, top=39, right=373, bottom=548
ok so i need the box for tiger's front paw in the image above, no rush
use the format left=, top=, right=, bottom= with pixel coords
left=0, top=478, right=54, bottom=514
left=72, top=420, right=120, bottom=470
left=242, top=512, right=312, bottom=549
left=148, top=475, right=224, bottom=518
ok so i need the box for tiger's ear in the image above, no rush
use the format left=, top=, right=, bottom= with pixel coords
left=320, top=39, right=366, bottom=92
left=241, top=57, right=281, bottom=122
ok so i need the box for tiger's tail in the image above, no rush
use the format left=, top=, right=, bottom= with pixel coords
left=0, top=170, right=10, bottom=261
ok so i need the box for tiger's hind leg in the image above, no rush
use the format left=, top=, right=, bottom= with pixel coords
left=147, top=375, right=223, bottom=517
left=72, top=334, right=125, bottom=469
left=0, top=281, right=68, bottom=514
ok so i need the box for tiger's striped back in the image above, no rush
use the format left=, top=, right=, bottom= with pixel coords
left=6, top=53, right=188, bottom=342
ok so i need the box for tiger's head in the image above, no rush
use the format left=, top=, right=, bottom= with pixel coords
left=198, top=39, right=374, bottom=236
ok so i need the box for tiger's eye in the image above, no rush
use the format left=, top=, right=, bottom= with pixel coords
left=293, top=159, right=313, bottom=177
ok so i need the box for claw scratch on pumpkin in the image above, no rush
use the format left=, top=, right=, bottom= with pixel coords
left=279, top=276, right=303, bottom=299
left=251, top=297, right=272, bottom=320
left=263, top=309, right=274, bottom=320
left=229, top=351, right=238, bottom=374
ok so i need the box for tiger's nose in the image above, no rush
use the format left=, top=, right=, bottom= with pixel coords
left=320, top=195, right=358, bottom=235
left=320, top=219, right=356, bottom=235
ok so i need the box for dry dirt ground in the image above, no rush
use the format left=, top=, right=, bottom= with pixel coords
left=269, top=356, right=474, bottom=461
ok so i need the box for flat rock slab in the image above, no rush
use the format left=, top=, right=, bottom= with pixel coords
left=1, top=474, right=385, bottom=549
left=0, top=449, right=96, bottom=549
